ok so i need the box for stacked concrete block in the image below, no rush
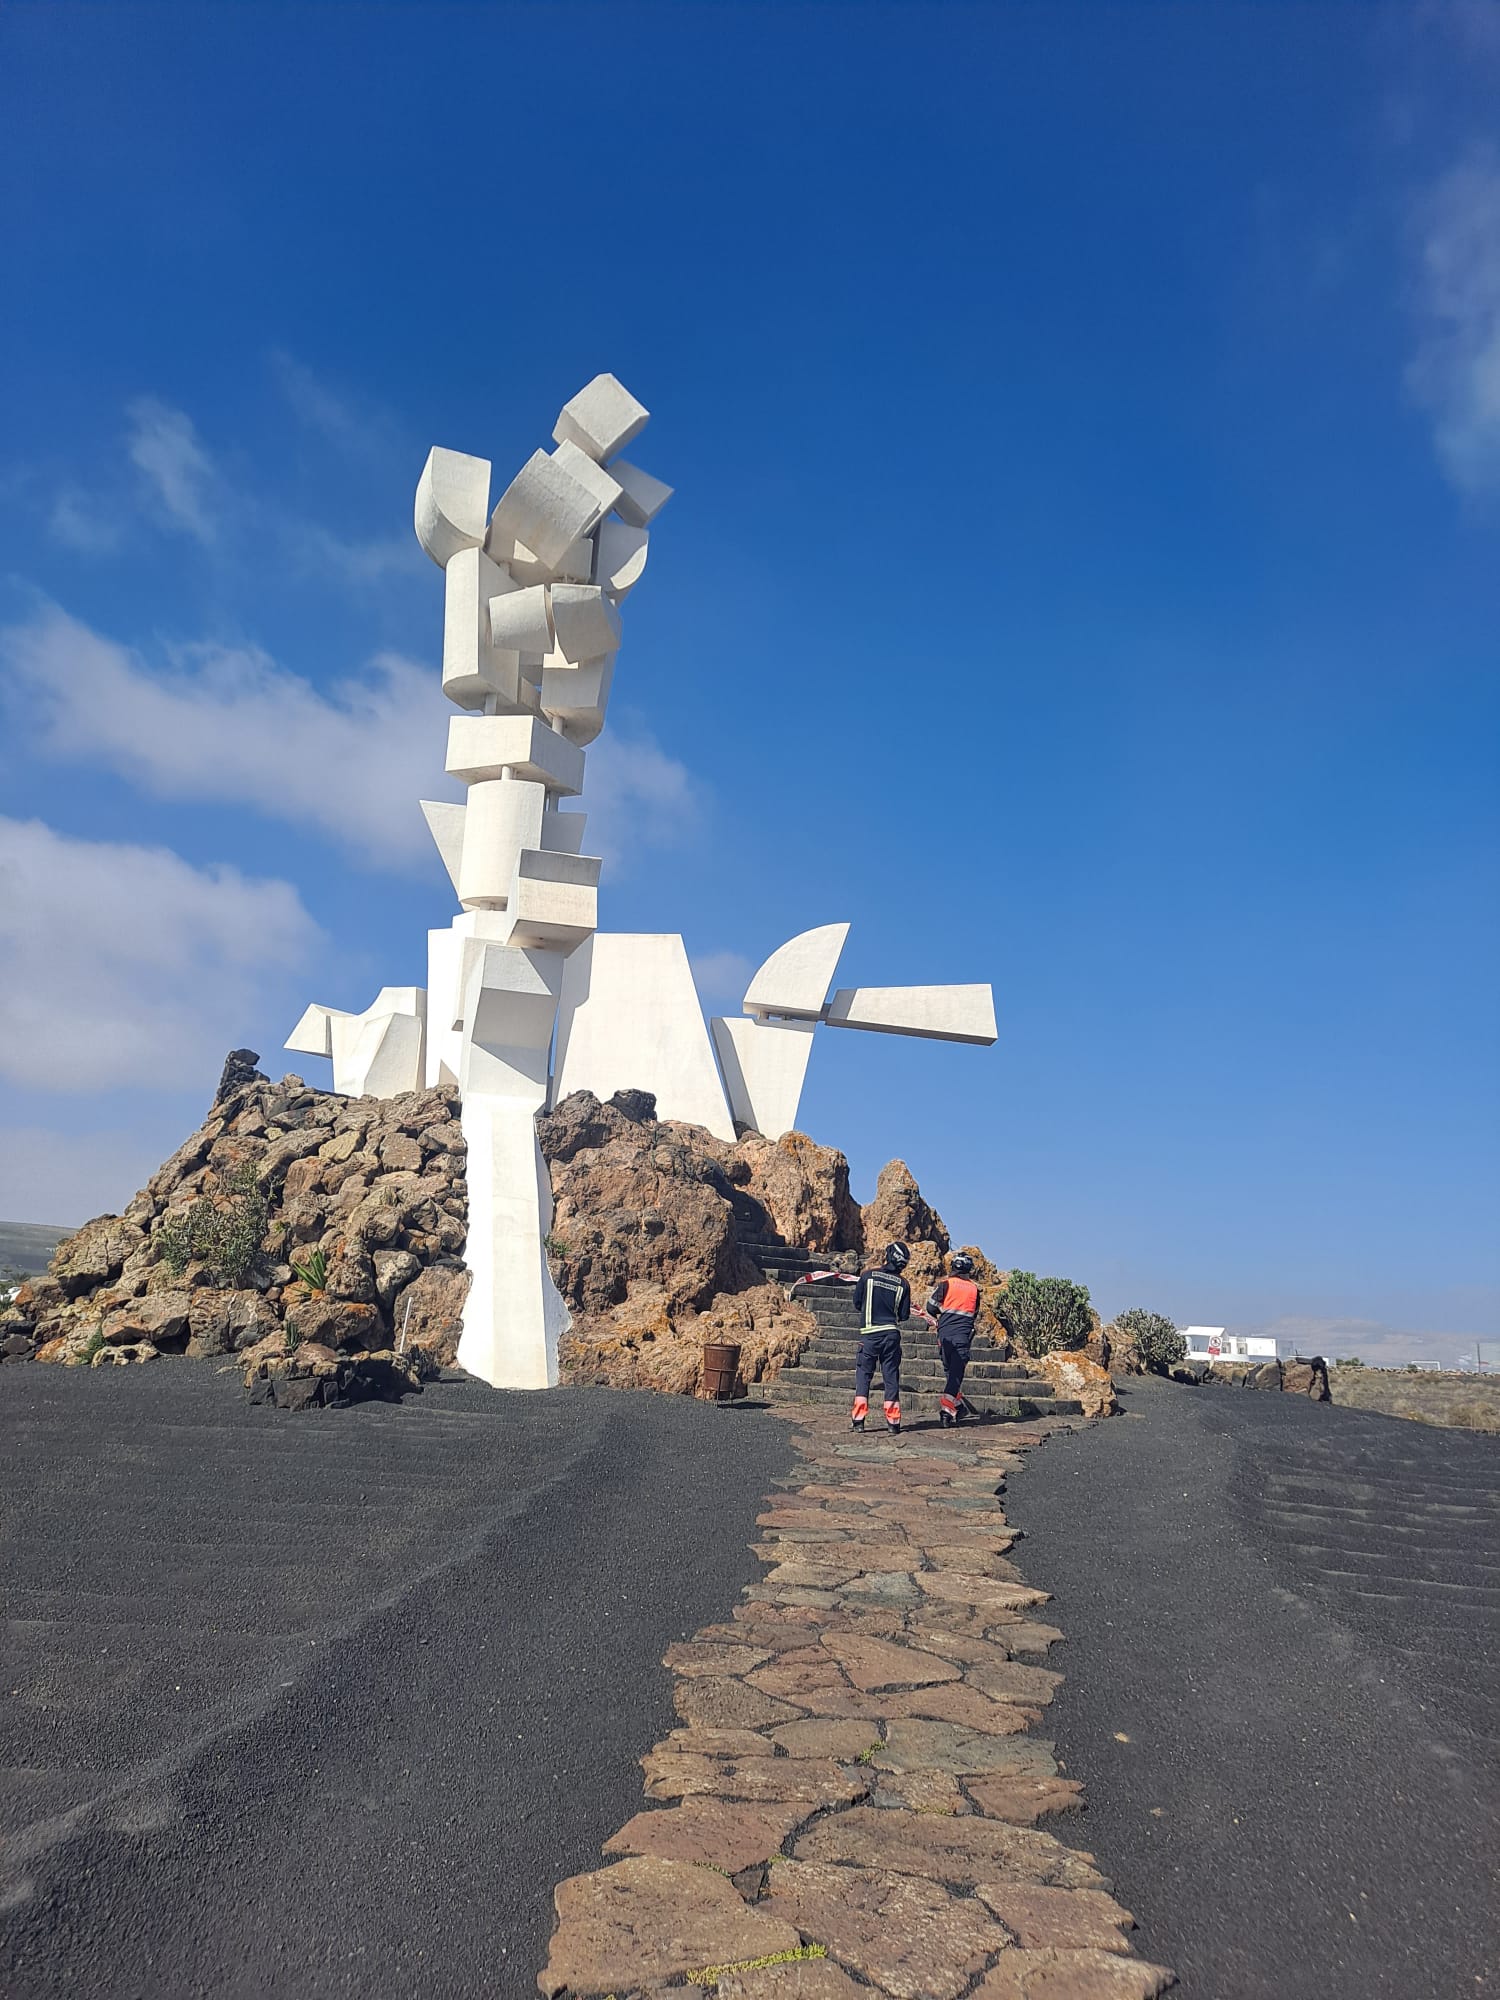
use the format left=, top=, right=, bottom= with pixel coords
left=551, top=372, right=649, bottom=463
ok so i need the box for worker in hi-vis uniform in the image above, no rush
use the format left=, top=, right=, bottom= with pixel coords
left=927, top=1251, right=981, bottom=1426
left=850, top=1242, right=911, bottom=1434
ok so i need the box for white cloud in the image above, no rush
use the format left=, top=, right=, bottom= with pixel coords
left=690, top=949, right=755, bottom=1007
left=296, top=521, right=426, bottom=584
left=0, top=604, right=451, bottom=868
left=0, top=608, right=710, bottom=879
left=48, top=490, right=121, bottom=553
left=268, top=348, right=397, bottom=461
left=584, top=726, right=704, bottom=871
left=1408, top=149, right=1500, bottom=493
left=126, top=396, right=219, bottom=541
left=0, top=816, right=319, bottom=1093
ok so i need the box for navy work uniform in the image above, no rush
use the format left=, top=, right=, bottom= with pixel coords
left=927, top=1274, right=981, bottom=1422
left=851, top=1265, right=911, bottom=1430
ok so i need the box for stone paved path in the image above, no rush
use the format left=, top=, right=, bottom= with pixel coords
left=539, top=1409, right=1176, bottom=1999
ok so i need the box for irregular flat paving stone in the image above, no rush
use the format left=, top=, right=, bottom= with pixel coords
left=821, top=1631, right=961, bottom=1691
left=974, top=1948, right=1176, bottom=1998
left=920, top=1570, right=1051, bottom=1610
left=765, top=1857, right=1008, bottom=2000
left=879, top=1683, right=1035, bottom=1735
left=675, top=1676, right=805, bottom=1730
left=664, top=1640, right=772, bottom=1677
left=641, top=1750, right=871, bottom=1808
left=770, top=1717, right=883, bottom=1760
left=538, top=1856, right=802, bottom=1998
left=603, top=1797, right=807, bottom=1874
left=658, top=1726, right=778, bottom=1758
left=869, top=1766, right=970, bottom=1815
left=965, top=1772, right=1087, bottom=1824
left=717, top=1958, right=868, bottom=1999
left=745, top=1658, right=852, bottom=1700
left=767, top=1684, right=893, bottom=1721
left=792, top=1805, right=1102, bottom=1891
left=764, top=1559, right=873, bottom=1589
left=746, top=1584, right=842, bottom=1609
left=837, top=1571, right=922, bottom=1606
left=875, top=1719, right=1065, bottom=1781
left=978, top=1884, right=1135, bottom=1951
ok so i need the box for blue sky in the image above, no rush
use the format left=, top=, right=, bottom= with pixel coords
left=1, top=1, right=1496, bottom=1364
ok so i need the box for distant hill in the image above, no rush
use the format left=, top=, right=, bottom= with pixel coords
left=0, top=1221, right=73, bottom=1277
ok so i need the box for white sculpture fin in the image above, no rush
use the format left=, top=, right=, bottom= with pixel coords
left=743, top=922, right=851, bottom=1021
left=711, top=1017, right=816, bottom=1140
left=421, top=799, right=467, bottom=896
left=823, top=985, right=997, bottom=1046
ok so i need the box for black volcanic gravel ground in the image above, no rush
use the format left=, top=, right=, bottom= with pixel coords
left=1010, top=1373, right=1500, bottom=2000
left=0, top=1366, right=791, bottom=2000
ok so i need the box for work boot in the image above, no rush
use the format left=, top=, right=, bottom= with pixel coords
left=939, top=1408, right=956, bottom=1428
left=850, top=1415, right=865, bottom=1432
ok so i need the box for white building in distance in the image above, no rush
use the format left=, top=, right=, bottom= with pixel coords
left=1181, top=1326, right=1281, bottom=1363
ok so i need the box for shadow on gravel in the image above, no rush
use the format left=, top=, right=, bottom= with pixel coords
left=0, top=1366, right=792, bottom=2000
left=1010, top=1375, right=1500, bottom=2000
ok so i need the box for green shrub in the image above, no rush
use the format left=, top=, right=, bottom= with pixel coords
left=998, top=1272, right=1094, bottom=1357
left=153, top=1162, right=269, bottom=1289
left=1334, top=1355, right=1364, bottom=1368
left=1114, top=1307, right=1184, bottom=1373
left=79, top=1327, right=105, bottom=1363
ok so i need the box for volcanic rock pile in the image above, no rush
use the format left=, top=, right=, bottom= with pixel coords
left=1, top=1057, right=470, bottom=1394
left=1, top=1062, right=1010, bottom=1403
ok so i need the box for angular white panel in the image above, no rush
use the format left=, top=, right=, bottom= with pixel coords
left=420, top=800, right=466, bottom=897
left=595, top=516, right=649, bottom=599
left=552, top=437, right=624, bottom=518
left=347, top=1008, right=425, bottom=1098
left=290, top=990, right=427, bottom=1096
left=445, top=714, right=585, bottom=794
left=285, top=1003, right=350, bottom=1059
left=552, top=933, right=735, bottom=1141
left=551, top=372, right=649, bottom=464
left=549, top=583, right=621, bottom=664
left=610, top=458, right=674, bottom=527
left=743, top=922, right=850, bottom=1021
left=823, top=984, right=998, bottom=1045
left=541, top=807, right=588, bottom=853
left=711, top=1016, right=816, bottom=1141
left=414, top=447, right=490, bottom=568
left=488, top=449, right=604, bottom=571
left=459, top=942, right=565, bottom=1102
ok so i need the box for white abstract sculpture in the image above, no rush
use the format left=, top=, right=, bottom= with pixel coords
left=286, top=373, right=997, bottom=1392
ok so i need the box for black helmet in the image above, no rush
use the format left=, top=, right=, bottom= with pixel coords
left=883, top=1242, right=910, bottom=1271
left=950, top=1252, right=974, bottom=1276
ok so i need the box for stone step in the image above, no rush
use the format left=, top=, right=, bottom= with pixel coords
left=763, top=1379, right=1084, bottom=1422
left=777, top=1362, right=1064, bottom=1401
left=795, top=1351, right=1038, bottom=1383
